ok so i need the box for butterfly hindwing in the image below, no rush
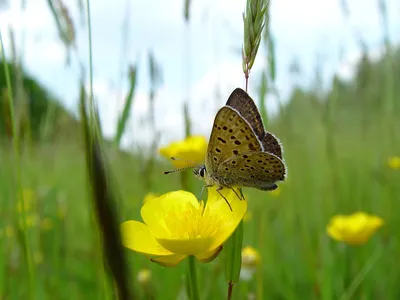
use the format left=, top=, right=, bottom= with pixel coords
left=216, top=151, right=286, bottom=190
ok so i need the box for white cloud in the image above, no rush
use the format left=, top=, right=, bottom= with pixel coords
left=1, top=0, right=399, bottom=148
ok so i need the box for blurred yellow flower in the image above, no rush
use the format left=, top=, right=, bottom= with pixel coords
left=28, top=214, right=39, bottom=228
left=57, top=206, right=66, bottom=220
left=159, top=135, right=207, bottom=168
left=240, top=246, right=260, bottom=281
left=16, top=189, right=36, bottom=213
left=137, top=269, right=152, bottom=285
left=327, top=212, right=384, bottom=245
left=40, top=218, right=54, bottom=231
left=143, top=193, right=158, bottom=205
left=242, top=246, right=261, bottom=268
left=388, top=156, right=400, bottom=170
left=121, top=187, right=247, bottom=267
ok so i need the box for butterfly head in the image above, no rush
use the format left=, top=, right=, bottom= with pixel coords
left=193, top=165, right=207, bottom=180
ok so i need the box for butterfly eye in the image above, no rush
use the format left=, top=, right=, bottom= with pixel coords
left=199, top=167, right=206, bottom=177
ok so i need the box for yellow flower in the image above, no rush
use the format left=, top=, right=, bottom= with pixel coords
left=121, top=187, right=247, bottom=267
left=143, top=193, right=158, bottom=205
left=240, top=246, right=260, bottom=281
left=388, top=156, right=400, bottom=170
left=16, top=189, right=36, bottom=213
left=137, top=269, right=152, bottom=285
left=159, top=135, right=207, bottom=168
left=242, top=246, right=260, bottom=268
left=327, top=212, right=384, bottom=245
left=40, top=218, right=54, bottom=231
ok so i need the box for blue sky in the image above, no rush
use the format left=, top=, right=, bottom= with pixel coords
left=1, top=0, right=399, bottom=149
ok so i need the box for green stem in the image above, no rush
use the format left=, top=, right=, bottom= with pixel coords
left=84, top=1, right=109, bottom=298
left=339, top=245, right=383, bottom=300
left=85, top=0, right=99, bottom=137
left=0, top=32, right=35, bottom=299
left=188, top=256, right=200, bottom=300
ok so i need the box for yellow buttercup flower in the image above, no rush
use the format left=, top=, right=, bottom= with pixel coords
left=121, top=187, right=247, bottom=267
left=137, top=269, right=152, bottom=285
left=388, top=156, right=400, bottom=170
left=24, top=214, right=39, bottom=228
left=240, top=246, right=260, bottom=281
left=16, top=189, right=36, bottom=213
left=242, top=246, right=261, bottom=267
left=327, top=212, right=384, bottom=245
left=143, top=193, right=158, bottom=205
left=159, top=135, right=207, bottom=168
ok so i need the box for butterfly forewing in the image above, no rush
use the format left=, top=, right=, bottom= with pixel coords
left=226, top=88, right=283, bottom=158
left=205, top=106, right=262, bottom=176
left=226, top=88, right=265, bottom=142
left=217, top=152, right=286, bottom=190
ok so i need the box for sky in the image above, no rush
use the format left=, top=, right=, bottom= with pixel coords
left=0, top=0, right=399, bottom=150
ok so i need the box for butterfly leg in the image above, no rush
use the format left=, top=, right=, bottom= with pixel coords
left=238, top=187, right=246, bottom=201
left=227, top=185, right=245, bottom=201
left=200, top=184, right=214, bottom=198
left=216, top=186, right=233, bottom=212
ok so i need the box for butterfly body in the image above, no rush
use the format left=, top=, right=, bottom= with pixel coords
left=194, top=88, right=286, bottom=195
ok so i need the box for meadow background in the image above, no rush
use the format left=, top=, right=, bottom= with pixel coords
left=0, top=0, right=399, bottom=299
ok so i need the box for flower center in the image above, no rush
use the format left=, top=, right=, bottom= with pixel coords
left=163, top=201, right=221, bottom=239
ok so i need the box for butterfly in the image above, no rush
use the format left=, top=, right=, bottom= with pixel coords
left=193, top=88, right=287, bottom=208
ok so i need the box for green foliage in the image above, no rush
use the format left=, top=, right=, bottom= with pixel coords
left=0, top=60, right=79, bottom=141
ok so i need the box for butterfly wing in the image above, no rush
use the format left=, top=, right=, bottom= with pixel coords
left=226, top=88, right=265, bottom=142
left=217, top=152, right=286, bottom=190
left=261, top=132, right=283, bottom=159
left=205, top=106, right=262, bottom=176
left=226, top=88, right=283, bottom=158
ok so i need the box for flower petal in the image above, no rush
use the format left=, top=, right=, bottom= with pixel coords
left=159, top=136, right=207, bottom=168
left=195, top=245, right=222, bottom=263
left=120, top=221, right=173, bottom=256
left=150, top=254, right=187, bottom=267
left=156, top=236, right=214, bottom=255
left=205, top=187, right=247, bottom=250
left=141, top=191, right=200, bottom=238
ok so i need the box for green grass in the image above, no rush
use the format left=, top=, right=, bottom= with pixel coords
left=1, top=0, right=400, bottom=298
left=0, top=102, right=398, bottom=299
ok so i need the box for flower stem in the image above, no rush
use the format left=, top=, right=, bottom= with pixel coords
left=188, top=256, right=200, bottom=300
left=227, top=282, right=234, bottom=300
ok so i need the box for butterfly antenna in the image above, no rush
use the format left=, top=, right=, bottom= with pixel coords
left=163, top=157, right=199, bottom=175
left=170, top=156, right=198, bottom=165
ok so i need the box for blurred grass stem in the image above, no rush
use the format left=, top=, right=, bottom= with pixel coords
left=0, top=32, right=36, bottom=299
left=339, top=245, right=383, bottom=300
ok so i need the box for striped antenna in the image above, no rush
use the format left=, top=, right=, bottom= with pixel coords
left=163, top=157, right=199, bottom=175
